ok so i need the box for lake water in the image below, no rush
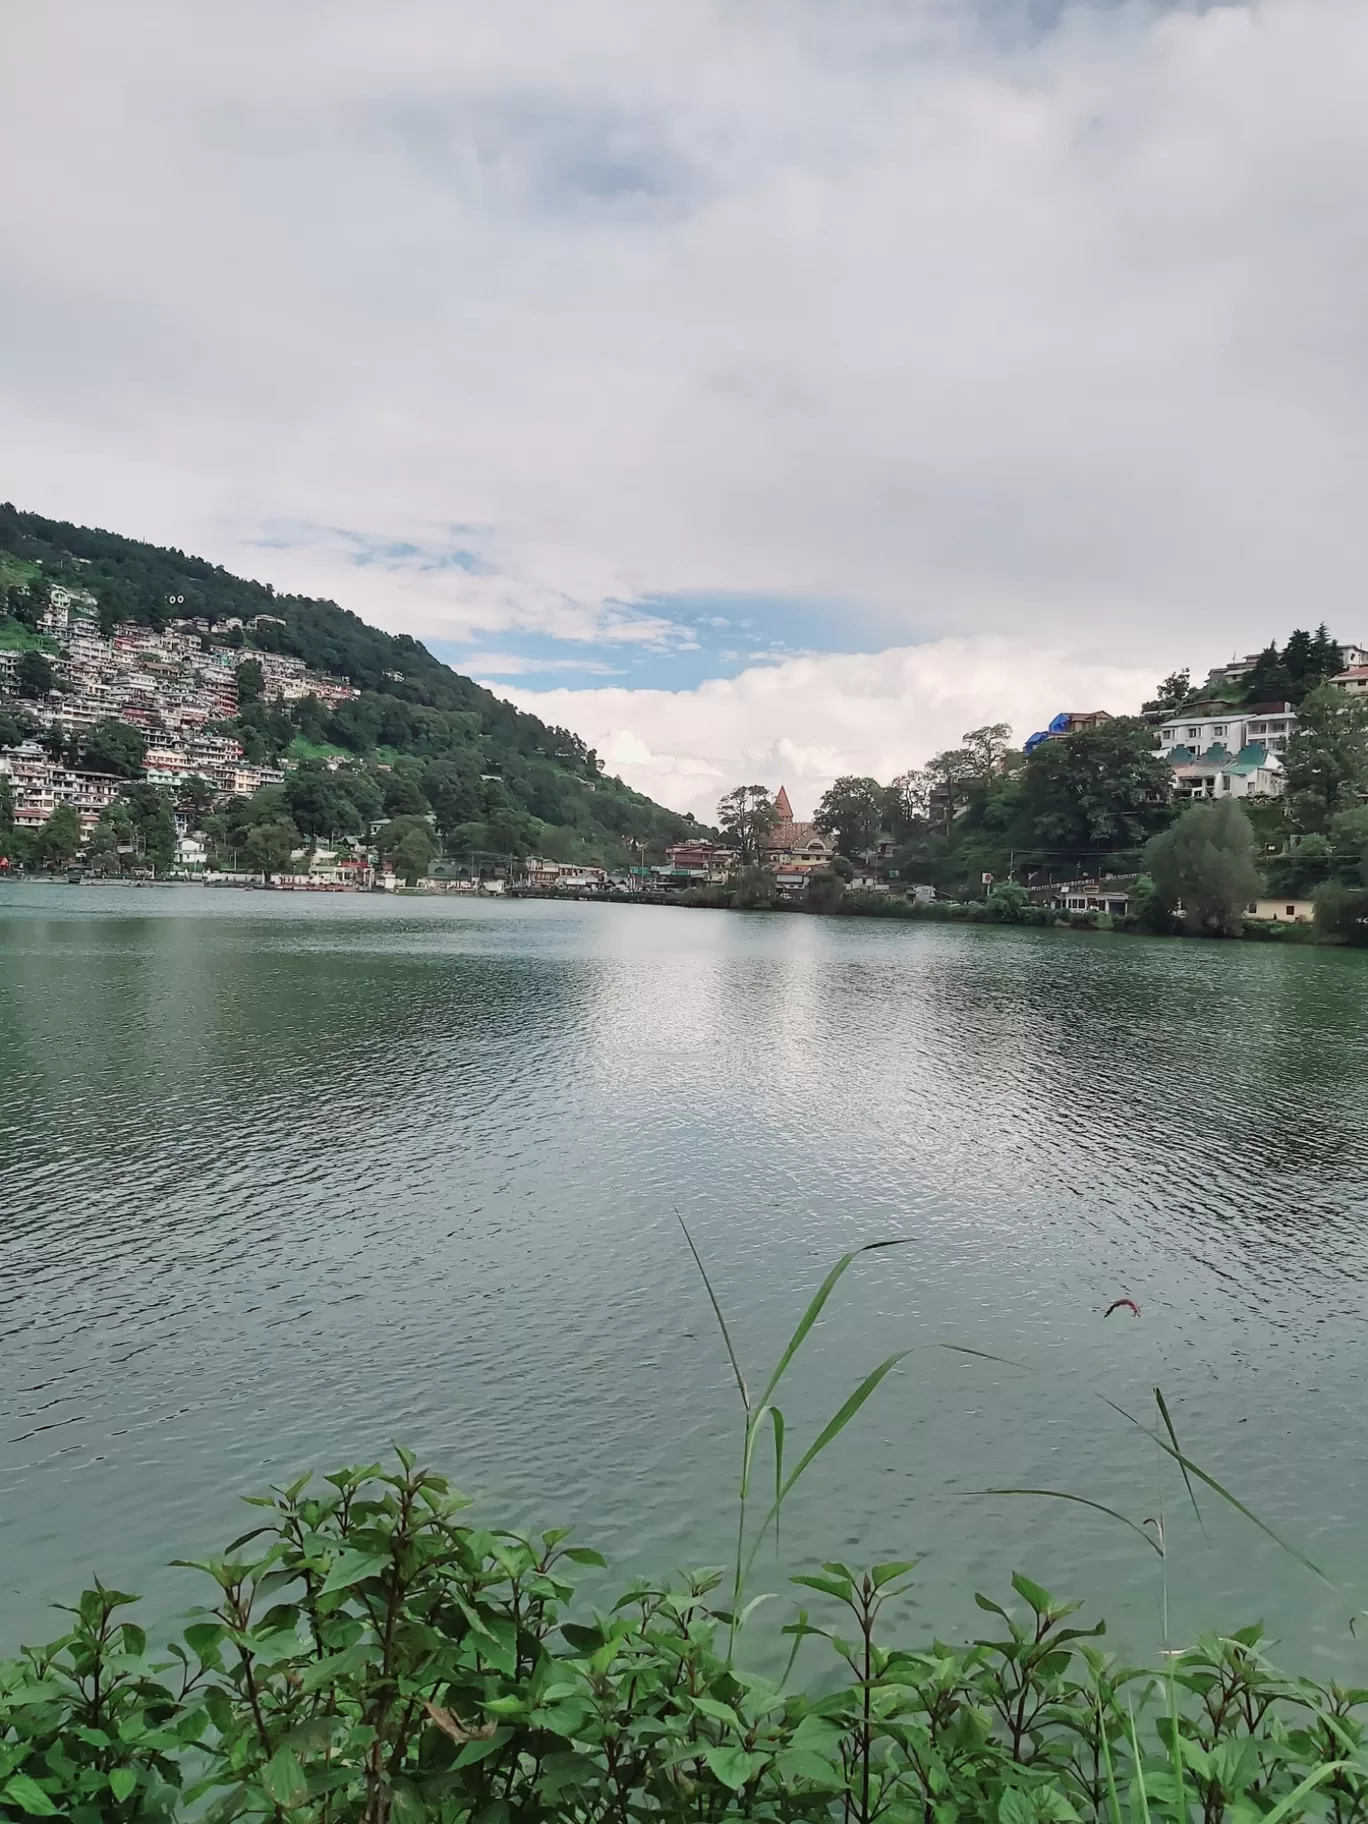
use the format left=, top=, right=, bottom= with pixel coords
left=3, top=884, right=1368, bottom=1668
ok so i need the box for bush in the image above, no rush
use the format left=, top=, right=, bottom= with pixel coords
left=805, top=868, right=845, bottom=913
left=2, top=1453, right=1364, bottom=1824
left=1313, top=880, right=1368, bottom=944
left=729, top=865, right=781, bottom=910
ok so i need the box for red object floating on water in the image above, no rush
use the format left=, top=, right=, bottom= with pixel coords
left=1104, top=1297, right=1141, bottom=1318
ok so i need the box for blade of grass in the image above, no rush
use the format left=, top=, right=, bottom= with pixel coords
left=1126, top=1700, right=1151, bottom=1824
left=1100, top=1395, right=1329, bottom=1584
left=1259, top=1762, right=1350, bottom=1824
left=770, top=1406, right=785, bottom=1556
left=1166, top=1662, right=1186, bottom=1824
left=1153, top=1386, right=1207, bottom=1543
left=676, top=1211, right=749, bottom=1411
left=1097, top=1690, right=1124, bottom=1824
left=980, top=1489, right=1164, bottom=1557
left=940, top=1339, right=1326, bottom=1588
left=745, top=1350, right=914, bottom=1575
left=757, top=1239, right=914, bottom=1410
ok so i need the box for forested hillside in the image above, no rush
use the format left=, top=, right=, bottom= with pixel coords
left=0, top=503, right=697, bottom=864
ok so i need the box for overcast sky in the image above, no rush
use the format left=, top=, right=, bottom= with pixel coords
left=6, top=0, right=1367, bottom=817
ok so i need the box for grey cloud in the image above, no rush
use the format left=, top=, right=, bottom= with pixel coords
left=4, top=0, right=1368, bottom=676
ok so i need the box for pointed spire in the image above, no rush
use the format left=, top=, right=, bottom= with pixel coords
left=773, top=785, right=793, bottom=820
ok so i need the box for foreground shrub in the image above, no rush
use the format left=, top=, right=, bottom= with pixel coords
left=1, top=1452, right=1365, bottom=1823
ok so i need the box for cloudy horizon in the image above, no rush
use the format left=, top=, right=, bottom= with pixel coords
left=6, top=0, right=1367, bottom=820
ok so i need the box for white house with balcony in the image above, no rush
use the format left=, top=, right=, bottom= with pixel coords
left=1156, top=703, right=1297, bottom=759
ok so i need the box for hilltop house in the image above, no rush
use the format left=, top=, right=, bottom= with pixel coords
left=1022, top=711, right=1113, bottom=756
left=1332, top=664, right=1368, bottom=698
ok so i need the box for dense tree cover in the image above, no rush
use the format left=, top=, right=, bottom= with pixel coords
left=1240, top=624, right=1342, bottom=706
left=81, top=717, right=147, bottom=778
left=875, top=718, right=1171, bottom=897
left=814, top=776, right=883, bottom=856
left=0, top=503, right=698, bottom=864
left=14, top=649, right=54, bottom=697
left=1281, top=681, right=1368, bottom=829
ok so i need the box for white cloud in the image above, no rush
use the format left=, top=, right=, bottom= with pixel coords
left=498, top=636, right=1161, bottom=820
left=4, top=0, right=1368, bottom=770
left=469, top=652, right=624, bottom=676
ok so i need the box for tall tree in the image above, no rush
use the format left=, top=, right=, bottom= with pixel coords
left=884, top=769, right=930, bottom=837
left=234, top=657, right=265, bottom=705
left=1281, top=628, right=1317, bottom=686
left=15, top=649, right=54, bottom=697
left=960, top=724, right=1013, bottom=777
left=1143, top=669, right=1191, bottom=714
left=1282, top=682, right=1368, bottom=830
left=1241, top=644, right=1296, bottom=707
left=1019, top=718, right=1172, bottom=858
left=241, top=817, right=300, bottom=879
left=716, top=785, right=777, bottom=864
left=389, top=824, right=435, bottom=885
left=814, top=776, right=884, bottom=856
left=1310, top=624, right=1343, bottom=685
left=80, top=718, right=147, bottom=779
left=178, top=774, right=217, bottom=820
left=35, top=803, right=81, bottom=869
left=925, top=748, right=978, bottom=828
left=1145, top=800, right=1261, bottom=936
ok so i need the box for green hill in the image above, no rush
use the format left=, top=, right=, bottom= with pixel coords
left=0, top=502, right=699, bottom=865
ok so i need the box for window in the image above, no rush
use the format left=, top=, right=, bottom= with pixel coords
left=1213, top=724, right=1226, bottom=736
left=1186, top=727, right=1199, bottom=739
left=1287, top=906, right=1295, bottom=918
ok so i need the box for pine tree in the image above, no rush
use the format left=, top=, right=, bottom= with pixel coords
left=1282, top=628, right=1316, bottom=684
left=1242, top=643, right=1295, bottom=706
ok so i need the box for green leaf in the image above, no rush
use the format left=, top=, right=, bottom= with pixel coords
left=559, top=1623, right=602, bottom=1652
left=297, top=1643, right=373, bottom=1692
left=999, top=1789, right=1034, bottom=1824
left=560, top=1547, right=606, bottom=1567
left=317, top=1548, right=390, bottom=1595
left=705, top=1745, right=759, bottom=1789
left=872, top=1559, right=917, bottom=1589
left=108, top=1768, right=137, bottom=1803
left=690, top=1696, right=742, bottom=1729
left=1011, top=1572, right=1055, bottom=1615
left=388, top=1781, right=426, bottom=1824
left=261, top=1747, right=309, bottom=1809
left=792, top=1573, right=854, bottom=1603
left=2, top=1776, right=61, bottom=1816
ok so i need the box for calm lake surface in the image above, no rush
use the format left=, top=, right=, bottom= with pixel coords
left=3, top=884, right=1368, bottom=1665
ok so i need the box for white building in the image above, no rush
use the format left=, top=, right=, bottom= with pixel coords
left=1156, top=704, right=1297, bottom=757
left=1170, top=747, right=1286, bottom=800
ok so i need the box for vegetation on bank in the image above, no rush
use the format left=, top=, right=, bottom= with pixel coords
left=1, top=1234, right=1360, bottom=1824
left=5, top=1460, right=1362, bottom=1824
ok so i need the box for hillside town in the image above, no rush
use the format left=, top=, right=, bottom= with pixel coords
left=3, top=580, right=1368, bottom=937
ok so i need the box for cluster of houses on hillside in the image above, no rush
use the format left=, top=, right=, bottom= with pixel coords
left=0, top=586, right=356, bottom=832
